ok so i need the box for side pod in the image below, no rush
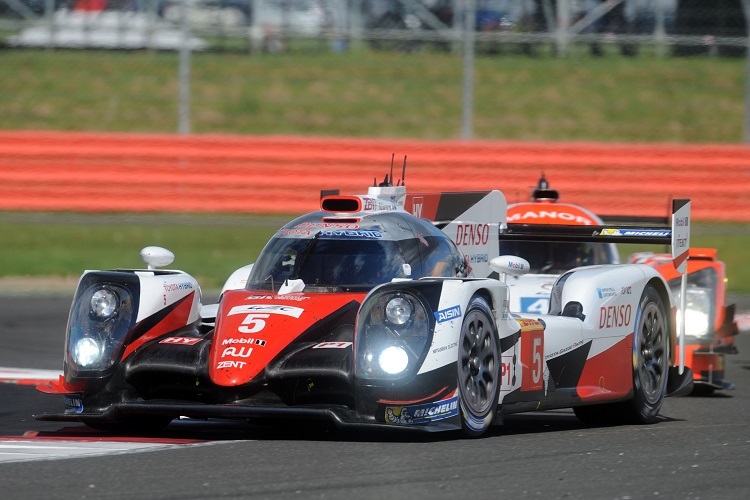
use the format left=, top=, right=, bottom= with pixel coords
left=666, top=366, right=694, bottom=397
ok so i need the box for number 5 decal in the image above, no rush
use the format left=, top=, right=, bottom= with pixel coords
left=521, top=329, right=544, bottom=392
left=238, top=313, right=270, bottom=334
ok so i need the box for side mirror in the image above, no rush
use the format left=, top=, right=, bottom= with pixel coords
left=490, top=255, right=530, bottom=282
left=140, top=246, right=175, bottom=270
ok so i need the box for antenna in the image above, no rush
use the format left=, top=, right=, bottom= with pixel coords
left=389, top=154, right=394, bottom=186
left=538, top=171, right=548, bottom=189
left=401, top=155, right=407, bottom=186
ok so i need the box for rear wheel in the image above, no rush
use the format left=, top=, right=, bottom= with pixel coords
left=574, top=285, right=669, bottom=425
left=626, top=285, right=669, bottom=422
left=457, top=296, right=500, bottom=437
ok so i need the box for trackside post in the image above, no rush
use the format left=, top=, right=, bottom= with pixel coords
left=671, top=199, right=691, bottom=374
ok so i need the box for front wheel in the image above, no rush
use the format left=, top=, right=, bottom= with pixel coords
left=457, top=296, right=500, bottom=437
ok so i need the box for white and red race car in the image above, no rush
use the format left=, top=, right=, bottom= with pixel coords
left=37, top=167, right=694, bottom=436
left=503, top=174, right=738, bottom=394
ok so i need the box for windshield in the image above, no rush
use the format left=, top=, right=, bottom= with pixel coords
left=497, top=240, right=613, bottom=274
left=248, top=235, right=415, bottom=290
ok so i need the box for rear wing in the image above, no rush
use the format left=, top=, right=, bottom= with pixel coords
left=500, top=199, right=690, bottom=271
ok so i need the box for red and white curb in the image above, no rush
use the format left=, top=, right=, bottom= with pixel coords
left=0, top=367, right=61, bottom=386
left=0, top=430, right=215, bottom=464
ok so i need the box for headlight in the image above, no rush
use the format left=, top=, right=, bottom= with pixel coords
left=669, top=268, right=717, bottom=340
left=385, top=297, right=413, bottom=325
left=72, top=337, right=102, bottom=368
left=356, top=290, right=432, bottom=380
left=66, top=282, right=135, bottom=373
left=378, top=346, right=409, bottom=375
left=675, top=287, right=712, bottom=338
left=91, top=288, right=118, bottom=319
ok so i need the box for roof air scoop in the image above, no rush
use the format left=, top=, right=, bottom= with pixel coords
left=531, top=172, right=559, bottom=202
left=321, top=196, right=362, bottom=213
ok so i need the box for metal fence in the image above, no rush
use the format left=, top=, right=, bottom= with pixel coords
left=1, top=0, right=748, bottom=56
left=2, top=0, right=749, bottom=140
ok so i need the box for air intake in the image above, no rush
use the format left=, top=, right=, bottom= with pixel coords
left=321, top=196, right=362, bottom=212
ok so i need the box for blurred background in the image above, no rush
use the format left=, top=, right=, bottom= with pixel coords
left=1, top=0, right=749, bottom=140
left=2, top=0, right=746, bottom=57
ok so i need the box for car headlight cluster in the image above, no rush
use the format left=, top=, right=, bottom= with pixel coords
left=669, top=268, right=717, bottom=340
left=356, top=291, right=432, bottom=380
left=67, top=283, right=134, bottom=373
left=673, top=286, right=713, bottom=339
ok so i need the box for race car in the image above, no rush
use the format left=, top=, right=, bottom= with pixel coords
left=503, top=174, right=738, bottom=395
left=628, top=249, right=739, bottom=394
left=36, top=168, right=694, bottom=437
left=500, top=173, right=620, bottom=315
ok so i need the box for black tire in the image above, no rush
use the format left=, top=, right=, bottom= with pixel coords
left=574, top=285, right=669, bottom=425
left=457, top=296, right=500, bottom=437
left=626, top=285, right=669, bottom=423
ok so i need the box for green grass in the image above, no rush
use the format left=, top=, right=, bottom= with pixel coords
left=1, top=48, right=748, bottom=292
left=0, top=48, right=744, bottom=142
left=1, top=215, right=749, bottom=294
left=0, top=214, right=288, bottom=290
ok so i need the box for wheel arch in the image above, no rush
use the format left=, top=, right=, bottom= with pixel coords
left=646, top=276, right=676, bottom=364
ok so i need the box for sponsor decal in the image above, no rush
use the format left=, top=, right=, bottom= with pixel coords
left=222, top=337, right=266, bottom=346
left=508, top=210, right=594, bottom=225
left=217, top=360, right=246, bottom=369
left=455, top=223, right=490, bottom=246
left=246, top=294, right=310, bottom=302
left=312, top=341, right=353, bottom=349
left=468, top=253, right=489, bottom=263
left=434, top=305, right=461, bottom=323
left=621, top=286, right=632, bottom=295
left=596, top=287, right=618, bottom=298
left=279, top=228, right=312, bottom=237
left=600, top=228, right=671, bottom=237
left=221, top=346, right=253, bottom=358
left=412, top=197, right=424, bottom=218
left=320, top=230, right=383, bottom=238
left=64, top=394, right=83, bottom=414
left=516, top=318, right=544, bottom=330
left=363, top=198, right=396, bottom=212
left=432, top=341, right=458, bottom=354
left=163, top=281, right=194, bottom=292
left=385, top=396, right=459, bottom=425
left=159, top=337, right=202, bottom=345
left=228, top=304, right=304, bottom=318
left=545, top=339, right=585, bottom=360
left=599, top=304, right=632, bottom=329
left=506, top=260, right=525, bottom=270
left=295, top=222, right=360, bottom=230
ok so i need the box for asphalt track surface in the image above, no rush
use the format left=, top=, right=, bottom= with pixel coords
left=1, top=295, right=749, bottom=499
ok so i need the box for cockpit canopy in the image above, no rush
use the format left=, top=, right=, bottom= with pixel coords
left=247, top=211, right=467, bottom=291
